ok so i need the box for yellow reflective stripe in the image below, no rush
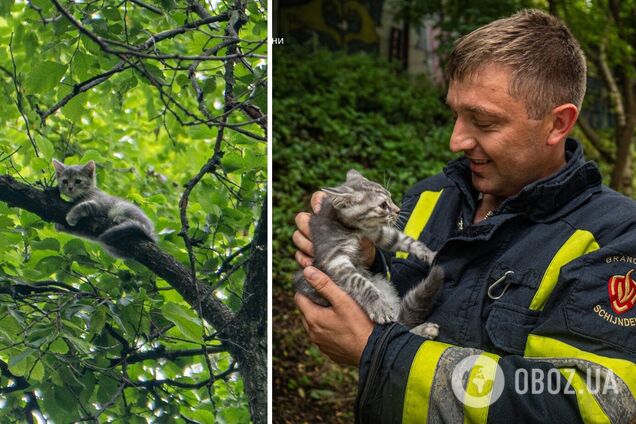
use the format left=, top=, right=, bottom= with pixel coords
left=560, top=369, right=611, bottom=424
left=402, top=341, right=453, bottom=424
left=529, top=230, right=600, bottom=310
left=463, top=352, right=501, bottom=424
left=525, top=334, right=636, bottom=402
left=397, top=190, right=444, bottom=259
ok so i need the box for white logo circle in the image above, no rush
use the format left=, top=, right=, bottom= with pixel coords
left=451, top=354, right=505, bottom=408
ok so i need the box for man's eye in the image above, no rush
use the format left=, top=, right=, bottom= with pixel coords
left=474, top=121, right=494, bottom=129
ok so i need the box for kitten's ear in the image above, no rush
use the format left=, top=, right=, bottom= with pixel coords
left=346, top=169, right=364, bottom=181
left=83, top=161, right=96, bottom=178
left=52, top=159, right=65, bottom=176
left=321, top=186, right=357, bottom=208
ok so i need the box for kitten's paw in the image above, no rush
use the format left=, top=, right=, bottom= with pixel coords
left=111, top=216, right=125, bottom=224
left=367, top=302, right=397, bottom=324
left=66, top=214, right=78, bottom=226
left=410, top=322, right=439, bottom=339
left=410, top=244, right=435, bottom=264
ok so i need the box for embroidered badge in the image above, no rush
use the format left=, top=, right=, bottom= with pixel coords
left=608, top=269, right=636, bottom=315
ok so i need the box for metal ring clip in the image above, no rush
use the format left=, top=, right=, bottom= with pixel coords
left=487, top=270, right=514, bottom=300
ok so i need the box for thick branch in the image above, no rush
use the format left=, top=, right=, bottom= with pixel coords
left=577, top=115, right=614, bottom=163
left=0, top=175, right=235, bottom=331
left=113, top=346, right=226, bottom=367
left=592, top=43, right=627, bottom=127
left=238, top=198, right=266, bottom=327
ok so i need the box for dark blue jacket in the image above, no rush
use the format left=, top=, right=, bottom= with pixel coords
left=356, top=139, right=636, bottom=423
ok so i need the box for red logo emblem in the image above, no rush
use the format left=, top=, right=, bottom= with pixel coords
left=608, top=269, right=636, bottom=315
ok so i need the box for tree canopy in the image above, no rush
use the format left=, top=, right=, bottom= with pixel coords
left=0, top=0, right=267, bottom=422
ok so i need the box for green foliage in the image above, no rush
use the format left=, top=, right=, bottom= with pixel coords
left=273, top=47, right=455, bottom=283
left=0, top=0, right=266, bottom=422
left=390, top=0, right=535, bottom=57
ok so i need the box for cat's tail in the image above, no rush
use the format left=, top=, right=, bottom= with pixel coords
left=98, top=220, right=156, bottom=258
left=398, top=265, right=444, bottom=328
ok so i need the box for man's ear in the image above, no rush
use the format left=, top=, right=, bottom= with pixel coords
left=52, top=159, right=65, bottom=176
left=546, top=103, right=578, bottom=146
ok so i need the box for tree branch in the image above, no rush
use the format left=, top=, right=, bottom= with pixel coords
left=577, top=114, right=614, bottom=162
left=238, top=199, right=266, bottom=327
left=592, top=43, right=627, bottom=127
left=0, top=175, right=235, bottom=331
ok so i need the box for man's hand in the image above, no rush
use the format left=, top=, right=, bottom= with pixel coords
left=295, top=266, right=374, bottom=366
left=292, top=192, right=376, bottom=268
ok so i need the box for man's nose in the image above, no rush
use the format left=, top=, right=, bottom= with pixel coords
left=449, top=118, right=477, bottom=153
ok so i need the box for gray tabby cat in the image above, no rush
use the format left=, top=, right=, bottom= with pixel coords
left=53, top=159, right=156, bottom=258
left=294, top=169, right=443, bottom=339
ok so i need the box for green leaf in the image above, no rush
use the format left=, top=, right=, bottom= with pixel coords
left=160, top=302, right=204, bottom=341
left=181, top=408, right=215, bottom=424
left=26, top=62, right=67, bottom=93
left=0, top=315, right=21, bottom=341
left=30, top=359, right=45, bottom=382
left=218, top=407, right=250, bottom=424
left=96, top=376, right=119, bottom=404
left=38, top=138, right=55, bottom=161
left=64, top=335, right=91, bottom=354
left=30, top=0, right=51, bottom=13
left=32, top=238, right=60, bottom=252
left=221, top=152, right=244, bottom=173
left=0, top=0, right=14, bottom=16
left=36, top=255, right=64, bottom=276
left=89, top=308, right=105, bottom=335
left=159, top=0, right=177, bottom=11
left=63, top=238, right=88, bottom=256
left=63, top=92, right=88, bottom=122
left=8, top=348, right=36, bottom=376
left=50, top=338, right=69, bottom=354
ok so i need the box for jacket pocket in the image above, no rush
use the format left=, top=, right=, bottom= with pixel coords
left=486, top=302, right=540, bottom=355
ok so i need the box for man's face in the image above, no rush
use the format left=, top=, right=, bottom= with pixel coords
left=446, top=65, right=563, bottom=199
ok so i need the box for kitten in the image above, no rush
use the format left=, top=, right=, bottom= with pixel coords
left=294, top=169, right=442, bottom=339
left=52, top=159, right=156, bottom=258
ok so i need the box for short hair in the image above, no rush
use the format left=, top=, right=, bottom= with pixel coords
left=446, top=9, right=586, bottom=119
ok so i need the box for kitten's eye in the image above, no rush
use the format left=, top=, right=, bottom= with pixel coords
left=62, top=179, right=68, bottom=184
left=74, top=179, right=81, bottom=184
left=380, top=201, right=390, bottom=210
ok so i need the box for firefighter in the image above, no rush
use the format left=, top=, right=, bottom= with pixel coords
left=294, top=9, right=636, bottom=423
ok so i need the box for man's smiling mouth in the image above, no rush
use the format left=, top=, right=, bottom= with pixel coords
left=469, top=158, right=491, bottom=165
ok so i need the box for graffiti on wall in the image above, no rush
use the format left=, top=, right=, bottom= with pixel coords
left=279, top=0, right=386, bottom=51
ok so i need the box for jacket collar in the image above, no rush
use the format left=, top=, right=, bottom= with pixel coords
left=443, top=138, right=602, bottom=222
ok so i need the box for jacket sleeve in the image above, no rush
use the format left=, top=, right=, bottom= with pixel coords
left=356, top=246, right=636, bottom=423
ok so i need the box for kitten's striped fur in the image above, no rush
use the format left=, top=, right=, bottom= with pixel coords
left=295, top=169, right=442, bottom=338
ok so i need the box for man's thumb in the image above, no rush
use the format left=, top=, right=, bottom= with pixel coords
left=303, top=266, right=345, bottom=305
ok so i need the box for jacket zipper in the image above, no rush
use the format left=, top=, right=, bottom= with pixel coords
left=355, top=322, right=399, bottom=423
